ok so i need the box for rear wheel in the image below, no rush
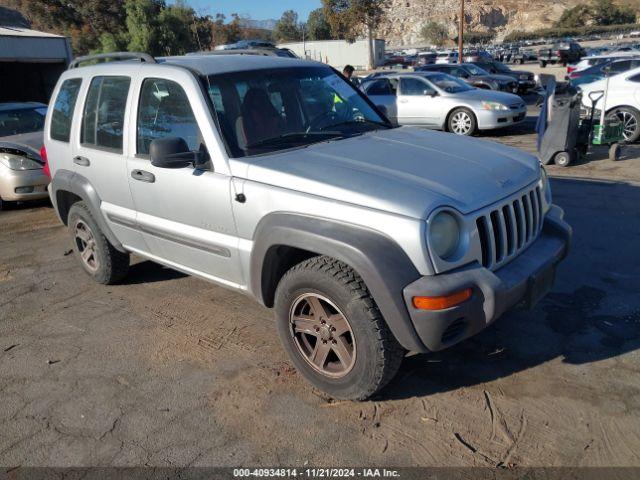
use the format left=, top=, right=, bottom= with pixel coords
left=448, top=108, right=477, bottom=136
left=607, top=107, right=640, bottom=143
left=67, top=202, right=129, bottom=284
left=274, top=256, right=405, bottom=400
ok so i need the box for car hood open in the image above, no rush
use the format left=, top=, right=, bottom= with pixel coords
left=233, top=127, right=540, bottom=219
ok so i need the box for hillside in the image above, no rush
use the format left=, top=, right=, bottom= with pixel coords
left=379, top=0, right=640, bottom=46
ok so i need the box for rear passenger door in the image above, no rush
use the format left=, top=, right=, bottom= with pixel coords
left=126, top=72, right=242, bottom=287
left=73, top=75, right=145, bottom=251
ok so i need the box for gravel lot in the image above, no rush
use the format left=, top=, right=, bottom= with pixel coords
left=1, top=99, right=640, bottom=468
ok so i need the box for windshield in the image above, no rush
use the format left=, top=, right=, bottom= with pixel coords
left=493, top=62, right=512, bottom=74
left=0, top=107, right=47, bottom=137
left=465, top=64, right=490, bottom=76
left=206, top=66, right=390, bottom=157
left=427, top=73, right=474, bottom=93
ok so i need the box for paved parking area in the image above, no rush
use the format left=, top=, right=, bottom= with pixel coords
left=1, top=111, right=640, bottom=467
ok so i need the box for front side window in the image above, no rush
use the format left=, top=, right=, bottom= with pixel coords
left=82, top=76, right=131, bottom=152
left=400, top=77, right=432, bottom=96
left=50, top=78, right=82, bottom=142
left=137, top=78, right=202, bottom=155
left=206, top=66, right=390, bottom=158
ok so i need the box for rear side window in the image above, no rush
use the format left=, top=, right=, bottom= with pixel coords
left=136, top=78, right=202, bottom=156
left=364, top=79, right=393, bottom=96
left=50, top=78, right=82, bottom=142
left=82, top=76, right=131, bottom=152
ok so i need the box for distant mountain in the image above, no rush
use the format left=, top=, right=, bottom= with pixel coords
left=240, top=18, right=278, bottom=31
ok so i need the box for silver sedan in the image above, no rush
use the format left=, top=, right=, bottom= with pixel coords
left=362, top=72, right=527, bottom=136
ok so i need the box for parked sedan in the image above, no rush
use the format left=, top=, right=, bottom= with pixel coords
left=0, top=102, right=49, bottom=210
left=569, top=57, right=640, bottom=87
left=416, top=63, right=519, bottom=93
left=466, top=60, right=536, bottom=93
left=361, top=72, right=526, bottom=136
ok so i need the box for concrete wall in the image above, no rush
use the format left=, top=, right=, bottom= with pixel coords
left=278, top=39, right=386, bottom=70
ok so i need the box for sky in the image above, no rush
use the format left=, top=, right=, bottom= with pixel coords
left=186, top=0, right=322, bottom=21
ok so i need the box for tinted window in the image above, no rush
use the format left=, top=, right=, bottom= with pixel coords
left=400, top=78, right=431, bottom=95
left=630, top=74, right=640, bottom=83
left=610, top=60, right=631, bottom=73
left=50, top=78, right=82, bottom=142
left=82, top=76, right=130, bottom=152
left=365, top=79, right=394, bottom=96
left=137, top=78, right=202, bottom=156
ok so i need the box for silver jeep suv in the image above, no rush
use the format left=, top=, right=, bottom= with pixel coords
left=45, top=52, right=571, bottom=400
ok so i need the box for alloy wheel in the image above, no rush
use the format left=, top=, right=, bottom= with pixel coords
left=74, top=219, right=100, bottom=272
left=451, top=111, right=473, bottom=135
left=289, top=293, right=356, bottom=378
left=610, top=110, right=639, bottom=142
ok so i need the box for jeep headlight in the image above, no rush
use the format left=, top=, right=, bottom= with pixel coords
left=539, top=165, right=552, bottom=213
left=0, top=153, right=42, bottom=171
left=481, top=101, right=509, bottom=111
left=428, top=211, right=461, bottom=260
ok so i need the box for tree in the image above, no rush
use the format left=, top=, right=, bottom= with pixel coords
left=592, top=0, right=636, bottom=26
left=555, top=4, right=592, bottom=28
left=156, top=0, right=200, bottom=55
left=322, top=0, right=389, bottom=69
left=420, top=21, right=448, bottom=47
left=274, top=10, right=301, bottom=42
left=306, top=8, right=332, bottom=40
left=125, top=0, right=163, bottom=55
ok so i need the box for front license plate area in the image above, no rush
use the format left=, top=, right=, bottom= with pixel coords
left=525, top=264, right=556, bottom=309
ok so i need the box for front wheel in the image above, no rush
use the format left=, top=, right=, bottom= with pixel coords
left=448, top=108, right=477, bottom=136
left=274, top=256, right=405, bottom=400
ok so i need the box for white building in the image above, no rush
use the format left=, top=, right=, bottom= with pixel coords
left=278, top=39, right=386, bottom=71
left=0, top=26, right=73, bottom=103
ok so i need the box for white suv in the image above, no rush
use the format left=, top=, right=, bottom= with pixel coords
left=44, top=52, right=571, bottom=400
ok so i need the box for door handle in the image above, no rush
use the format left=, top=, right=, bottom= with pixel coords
left=399, top=99, right=408, bottom=103
left=131, top=169, right=155, bottom=183
left=73, top=156, right=90, bottom=167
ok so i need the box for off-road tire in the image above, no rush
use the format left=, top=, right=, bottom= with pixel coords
left=67, top=202, right=129, bottom=284
left=274, top=256, right=405, bottom=400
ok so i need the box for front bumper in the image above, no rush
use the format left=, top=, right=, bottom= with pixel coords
left=478, top=107, right=527, bottom=130
left=0, top=166, right=49, bottom=201
left=403, top=206, right=571, bottom=352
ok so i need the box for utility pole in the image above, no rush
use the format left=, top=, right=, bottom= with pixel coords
left=458, top=0, right=464, bottom=64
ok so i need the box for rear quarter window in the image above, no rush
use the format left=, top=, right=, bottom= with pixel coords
left=50, top=78, right=82, bottom=142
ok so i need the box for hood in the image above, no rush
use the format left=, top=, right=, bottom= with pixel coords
left=234, top=127, right=539, bottom=219
left=453, top=89, right=524, bottom=105
left=474, top=74, right=517, bottom=84
left=0, top=131, right=43, bottom=160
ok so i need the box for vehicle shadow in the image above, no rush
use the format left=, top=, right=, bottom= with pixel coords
left=122, top=260, right=188, bottom=285
left=378, top=176, right=640, bottom=401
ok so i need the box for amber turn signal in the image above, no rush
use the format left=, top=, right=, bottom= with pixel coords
left=412, top=288, right=473, bottom=311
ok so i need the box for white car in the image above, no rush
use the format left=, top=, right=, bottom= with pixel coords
left=435, top=51, right=458, bottom=64
left=579, top=65, right=640, bottom=142
left=568, top=52, right=640, bottom=75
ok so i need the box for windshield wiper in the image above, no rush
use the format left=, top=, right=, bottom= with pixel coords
left=318, top=119, right=391, bottom=131
left=245, top=131, right=344, bottom=150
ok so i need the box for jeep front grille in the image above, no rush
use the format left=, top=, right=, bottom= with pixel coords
left=476, top=185, right=544, bottom=270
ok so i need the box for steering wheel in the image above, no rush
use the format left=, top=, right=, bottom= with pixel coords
left=306, top=111, right=341, bottom=133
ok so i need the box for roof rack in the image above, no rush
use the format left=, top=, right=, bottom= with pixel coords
left=68, top=52, right=156, bottom=69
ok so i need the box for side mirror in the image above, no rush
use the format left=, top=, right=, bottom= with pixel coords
left=424, top=90, right=437, bottom=97
left=150, top=137, right=198, bottom=169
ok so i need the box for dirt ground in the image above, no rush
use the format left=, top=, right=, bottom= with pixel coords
left=1, top=106, right=640, bottom=468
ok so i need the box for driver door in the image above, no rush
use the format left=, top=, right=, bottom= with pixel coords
left=397, top=77, right=438, bottom=126
left=126, top=73, right=243, bottom=287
